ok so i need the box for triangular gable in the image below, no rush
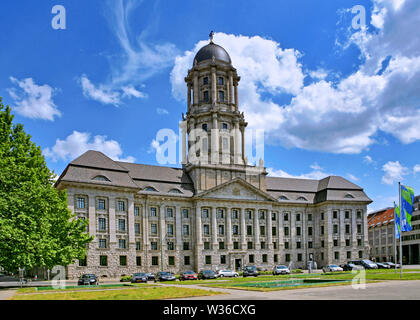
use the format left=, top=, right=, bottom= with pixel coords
left=195, top=178, right=277, bottom=202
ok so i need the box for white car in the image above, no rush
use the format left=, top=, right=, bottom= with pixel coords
left=216, top=270, right=239, bottom=278
left=273, top=265, right=290, bottom=275
left=323, top=264, right=344, bottom=273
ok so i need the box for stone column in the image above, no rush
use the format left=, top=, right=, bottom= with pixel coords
left=234, top=82, right=239, bottom=109
left=227, top=207, right=232, bottom=250
left=211, top=67, right=217, bottom=104
left=159, top=204, right=166, bottom=270
left=241, top=126, right=246, bottom=164
left=175, top=205, right=182, bottom=269
left=229, top=72, right=234, bottom=105
left=196, top=205, right=203, bottom=245
left=211, top=113, right=219, bottom=165
left=128, top=197, right=135, bottom=244
left=109, top=197, right=116, bottom=245
left=340, top=209, right=345, bottom=261
left=352, top=209, right=357, bottom=250
left=254, top=210, right=260, bottom=250
left=187, top=83, right=192, bottom=109
left=193, top=71, right=199, bottom=105
left=180, top=120, right=187, bottom=165
left=234, top=120, right=241, bottom=164
left=267, top=209, right=273, bottom=250
left=240, top=208, right=246, bottom=249
left=212, top=207, right=218, bottom=248
left=188, top=118, right=196, bottom=164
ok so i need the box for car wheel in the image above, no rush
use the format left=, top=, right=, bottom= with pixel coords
left=234, top=274, right=238, bottom=278
left=220, top=275, right=224, bottom=278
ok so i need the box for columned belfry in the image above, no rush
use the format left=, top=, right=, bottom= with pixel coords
left=181, top=32, right=267, bottom=193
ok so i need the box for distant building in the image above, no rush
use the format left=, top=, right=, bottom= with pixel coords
left=368, top=196, right=420, bottom=264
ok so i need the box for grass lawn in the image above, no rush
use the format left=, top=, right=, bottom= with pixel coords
left=11, top=286, right=224, bottom=300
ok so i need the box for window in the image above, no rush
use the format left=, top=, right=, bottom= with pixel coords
left=272, top=226, right=277, bottom=236
left=222, top=123, right=228, bottom=131
left=151, top=242, right=158, bottom=250
left=120, top=256, right=127, bottom=266
left=274, top=254, right=278, bottom=263
left=284, top=227, right=289, bottom=236
left=232, top=209, right=239, bottom=219
left=205, top=256, right=212, bottom=265
left=220, top=255, right=226, bottom=264
left=333, top=239, right=338, bottom=247
left=150, top=207, right=157, bottom=217
left=296, top=241, right=301, bottom=249
left=136, top=242, right=141, bottom=251
left=218, top=225, right=224, bottom=235
left=273, top=241, right=277, bottom=249
left=321, top=225, right=324, bottom=235
left=204, top=224, right=210, bottom=235
left=259, top=211, right=265, bottom=220
left=203, top=77, right=209, bottom=85
left=79, top=257, right=87, bottom=267
left=151, top=224, right=158, bottom=235
left=246, top=210, right=252, bottom=220
left=166, top=208, right=173, bottom=218
left=262, top=254, right=268, bottom=263
left=308, top=227, right=313, bottom=236
left=217, top=209, right=224, bottom=219
left=118, top=219, right=126, bottom=232
left=247, top=225, right=253, bottom=236
left=321, top=212, right=324, bottom=220
left=204, top=242, right=210, bottom=250
left=218, top=91, right=225, bottom=102
left=321, top=240, right=325, bottom=248
left=260, top=226, right=265, bottom=236
left=357, top=239, right=362, bottom=247
left=296, top=227, right=301, bottom=236
left=218, top=77, right=224, bottom=85
left=184, top=256, right=190, bottom=265
left=249, top=255, right=255, bottom=263
left=357, top=224, right=362, bottom=234
left=345, top=211, right=350, bottom=219
left=333, top=211, right=338, bottom=219
left=182, top=225, right=189, bottom=236
left=234, top=242, right=240, bottom=249
left=334, top=252, right=339, bottom=260
left=359, top=251, right=363, bottom=258
left=285, top=242, right=289, bottom=249
left=247, top=242, right=253, bottom=249
left=118, top=201, right=125, bottom=212
left=98, top=199, right=106, bottom=210
left=98, top=218, right=106, bottom=231
left=333, top=225, right=338, bottom=234
left=93, top=175, right=110, bottom=182
left=346, top=252, right=351, bottom=259
left=100, top=256, right=108, bottom=266
left=183, top=242, right=190, bottom=250
left=203, top=91, right=209, bottom=102
left=135, top=223, right=141, bottom=235
left=346, top=225, right=350, bottom=234
left=99, top=239, right=107, bottom=249
left=202, top=208, right=209, bottom=219
left=308, top=241, right=313, bottom=249
left=152, top=256, right=159, bottom=266
left=222, top=137, right=228, bottom=150
left=284, top=213, right=289, bottom=221
left=261, top=242, right=266, bottom=249
left=346, top=239, right=350, bottom=247
left=285, top=254, right=291, bottom=262
left=272, top=212, right=276, bottom=221
left=118, top=239, right=126, bottom=249
left=308, top=214, right=312, bottom=221
left=77, top=197, right=86, bottom=209
left=167, top=224, right=174, bottom=236
left=279, top=196, right=289, bottom=200
left=136, top=257, right=141, bottom=266
left=297, top=197, right=307, bottom=201
left=296, top=213, right=301, bottom=221
left=202, top=123, right=208, bottom=132
left=134, top=206, right=140, bottom=217
left=182, top=209, right=189, bottom=218
left=321, top=252, right=324, bottom=260
left=357, top=211, right=362, bottom=219
left=298, top=254, right=302, bottom=262
left=145, top=187, right=157, bottom=192
left=168, top=256, right=175, bottom=266
left=233, top=225, right=239, bottom=235
left=219, top=242, right=225, bottom=250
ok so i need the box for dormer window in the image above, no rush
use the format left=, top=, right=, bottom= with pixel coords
left=297, top=196, right=308, bottom=201
left=92, top=175, right=110, bottom=182
left=345, top=193, right=355, bottom=199
left=144, top=186, right=158, bottom=192
left=218, top=77, right=224, bottom=85
left=169, top=189, right=182, bottom=194
left=279, top=195, right=289, bottom=200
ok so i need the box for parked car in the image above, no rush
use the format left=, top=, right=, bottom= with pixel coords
left=384, top=262, right=400, bottom=268
left=341, top=263, right=364, bottom=271
left=349, top=259, right=378, bottom=269
left=216, top=270, right=239, bottom=278
left=154, top=272, right=176, bottom=282
left=179, top=271, right=198, bottom=281
left=376, top=262, right=391, bottom=269
left=131, top=273, right=148, bottom=283
left=198, top=270, right=217, bottom=280
left=323, top=265, right=344, bottom=273
left=145, top=273, right=155, bottom=281
left=78, top=274, right=99, bottom=286
left=243, top=266, right=259, bottom=277
left=273, top=265, right=290, bottom=275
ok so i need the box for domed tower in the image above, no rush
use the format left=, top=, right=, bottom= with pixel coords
left=180, top=32, right=267, bottom=193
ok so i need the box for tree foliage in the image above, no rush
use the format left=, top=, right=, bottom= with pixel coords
left=0, top=98, right=93, bottom=272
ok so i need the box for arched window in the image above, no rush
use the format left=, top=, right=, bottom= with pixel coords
left=279, top=195, right=289, bottom=200
left=92, top=175, right=110, bottom=182
left=144, top=186, right=158, bottom=192
left=345, top=193, right=355, bottom=199
left=169, top=189, right=182, bottom=194
left=202, top=123, right=208, bottom=132
left=297, top=196, right=308, bottom=201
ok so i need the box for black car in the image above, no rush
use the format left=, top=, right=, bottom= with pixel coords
left=341, top=263, right=364, bottom=271
left=78, top=274, right=99, bottom=286
left=145, top=273, right=155, bottom=281
left=154, top=272, right=177, bottom=282
left=132, top=273, right=148, bottom=283
left=198, top=270, right=217, bottom=280
left=243, top=266, right=259, bottom=277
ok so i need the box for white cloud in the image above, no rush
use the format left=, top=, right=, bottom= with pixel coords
left=7, top=77, right=61, bottom=121
left=414, top=164, right=420, bottom=174
left=267, top=164, right=332, bottom=180
left=156, top=108, right=169, bottom=115
left=347, top=173, right=359, bottom=182
left=79, top=0, right=177, bottom=106
left=381, top=160, right=409, bottom=185
left=364, top=155, right=375, bottom=164
left=44, top=131, right=135, bottom=163
left=308, top=68, right=329, bottom=80
left=171, top=1, right=420, bottom=154
left=80, top=75, right=121, bottom=106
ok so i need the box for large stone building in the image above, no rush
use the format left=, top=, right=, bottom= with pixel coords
left=55, top=37, right=372, bottom=279
left=368, top=196, right=420, bottom=264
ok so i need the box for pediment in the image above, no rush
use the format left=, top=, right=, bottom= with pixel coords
left=195, top=178, right=276, bottom=202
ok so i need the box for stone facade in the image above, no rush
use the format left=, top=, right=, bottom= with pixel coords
left=56, top=38, right=372, bottom=279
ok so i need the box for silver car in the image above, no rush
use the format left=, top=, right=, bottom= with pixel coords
left=216, top=270, right=239, bottom=278
left=273, top=265, right=290, bottom=275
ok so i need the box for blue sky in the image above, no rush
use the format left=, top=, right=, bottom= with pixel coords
left=1, top=0, right=420, bottom=212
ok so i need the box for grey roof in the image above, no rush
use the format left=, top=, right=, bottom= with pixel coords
left=194, top=42, right=232, bottom=64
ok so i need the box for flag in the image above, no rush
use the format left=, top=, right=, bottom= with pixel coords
left=394, top=202, right=401, bottom=239
left=401, top=185, right=414, bottom=232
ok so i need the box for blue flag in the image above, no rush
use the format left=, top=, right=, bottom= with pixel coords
left=401, top=185, right=414, bottom=232
left=394, top=203, right=401, bottom=239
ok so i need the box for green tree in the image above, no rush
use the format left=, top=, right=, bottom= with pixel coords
left=0, top=98, right=93, bottom=272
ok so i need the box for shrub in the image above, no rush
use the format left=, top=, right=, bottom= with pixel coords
left=292, top=269, right=303, bottom=274
left=120, top=275, right=132, bottom=282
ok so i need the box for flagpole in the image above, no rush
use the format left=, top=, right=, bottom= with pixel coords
left=394, top=202, right=397, bottom=273
left=399, top=182, right=403, bottom=279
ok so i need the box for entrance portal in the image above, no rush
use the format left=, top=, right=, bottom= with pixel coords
left=235, top=259, right=242, bottom=271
